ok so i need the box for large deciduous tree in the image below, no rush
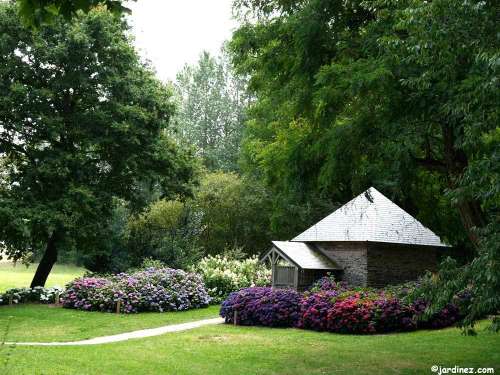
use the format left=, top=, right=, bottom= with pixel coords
left=0, top=4, right=194, bottom=287
left=230, top=0, right=498, bottom=327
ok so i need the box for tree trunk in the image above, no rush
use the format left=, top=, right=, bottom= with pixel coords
left=30, top=231, right=59, bottom=288
left=441, top=124, right=486, bottom=248
left=456, top=200, right=486, bottom=247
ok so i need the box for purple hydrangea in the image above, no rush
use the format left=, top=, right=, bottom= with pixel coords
left=220, top=287, right=301, bottom=327
left=61, top=268, right=211, bottom=313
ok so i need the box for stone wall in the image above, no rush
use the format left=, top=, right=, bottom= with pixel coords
left=315, top=242, right=368, bottom=286
left=366, top=243, right=438, bottom=287
left=314, top=241, right=438, bottom=287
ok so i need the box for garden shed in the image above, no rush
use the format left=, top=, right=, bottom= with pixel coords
left=261, top=241, right=341, bottom=291
left=262, top=187, right=449, bottom=289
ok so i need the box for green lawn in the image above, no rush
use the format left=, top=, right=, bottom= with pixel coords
left=0, top=269, right=498, bottom=375
left=0, top=304, right=220, bottom=342
left=0, top=262, right=85, bottom=292
left=0, top=311, right=497, bottom=375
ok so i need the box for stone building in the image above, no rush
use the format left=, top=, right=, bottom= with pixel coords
left=261, top=187, right=448, bottom=290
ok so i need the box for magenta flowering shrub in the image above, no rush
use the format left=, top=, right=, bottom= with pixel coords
left=296, top=291, right=337, bottom=331
left=297, top=290, right=418, bottom=334
left=221, top=281, right=462, bottom=334
left=62, top=268, right=211, bottom=313
left=61, top=277, right=110, bottom=311
left=326, top=293, right=378, bottom=333
left=220, top=287, right=301, bottom=327
left=412, top=298, right=461, bottom=329
left=373, top=297, right=417, bottom=332
left=309, top=275, right=349, bottom=294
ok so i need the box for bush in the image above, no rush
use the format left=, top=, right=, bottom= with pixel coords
left=325, top=293, right=379, bottom=334
left=309, top=274, right=349, bottom=293
left=62, top=267, right=211, bottom=313
left=373, top=297, right=418, bottom=332
left=220, top=287, right=301, bottom=327
left=191, top=255, right=271, bottom=303
left=0, top=286, right=64, bottom=305
left=221, top=279, right=462, bottom=334
left=296, top=291, right=337, bottom=331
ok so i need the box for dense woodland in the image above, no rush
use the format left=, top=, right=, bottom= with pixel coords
left=0, top=0, right=498, bottom=327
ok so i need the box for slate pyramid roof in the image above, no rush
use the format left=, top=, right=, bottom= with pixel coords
left=292, top=187, right=448, bottom=247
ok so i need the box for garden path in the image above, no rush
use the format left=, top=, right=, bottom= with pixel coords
left=5, top=317, right=224, bottom=346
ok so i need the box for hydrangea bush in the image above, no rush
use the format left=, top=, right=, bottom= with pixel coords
left=191, top=255, right=271, bottom=303
left=221, top=276, right=463, bottom=334
left=220, top=287, right=301, bottom=327
left=62, top=267, right=211, bottom=313
left=0, top=286, right=64, bottom=305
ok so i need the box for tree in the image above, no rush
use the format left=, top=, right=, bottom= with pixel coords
left=229, top=0, right=498, bottom=327
left=15, top=0, right=132, bottom=27
left=126, top=199, right=202, bottom=269
left=173, top=50, right=251, bottom=172
left=0, top=4, right=195, bottom=286
left=194, top=171, right=271, bottom=255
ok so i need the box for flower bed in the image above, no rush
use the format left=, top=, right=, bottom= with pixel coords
left=191, top=256, right=271, bottom=303
left=62, top=267, right=211, bottom=313
left=220, top=276, right=462, bottom=334
left=220, top=287, right=301, bottom=327
left=0, top=286, right=64, bottom=305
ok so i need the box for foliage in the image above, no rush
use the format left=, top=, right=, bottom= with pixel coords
left=0, top=3, right=196, bottom=286
left=125, top=199, right=203, bottom=270
left=194, top=172, right=272, bottom=255
left=229, top=0, right=499, bottom=329
left=15, top=0, right=132, bottom=27
left=0, top=286, right=64, bottom=305
left=61, top=268, right=211, bottom=313
left=221, top=282, right=462, bottom=334
left=191, top=255, right=271, bottom=303
left=173, top=50, right=251, bottom=172
left=220, top=287, right=301, bottom=327
left=295, top=291, right=338, bottom=331
left=309, top=274, right=349, bottom=294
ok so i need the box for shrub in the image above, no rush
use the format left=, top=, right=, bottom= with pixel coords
left=309, top=274, right=349, bottom=294
left=220, top=287, right=301, bottom=327
left=191, top=255, right=271, bottom=303
left=220, top=278, right=462, bottom=334
left=0, top=286, right=64, bottom=305
left=62, top=267, right=211, bottom=313
left=373, top=297, right=418, bottom=332
left=325, top=292, right=379, bottom=334
left=412, top=298, right=461, bottom=329
left=296, top=291, right=337, bottom=331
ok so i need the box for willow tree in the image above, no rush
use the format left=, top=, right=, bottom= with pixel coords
left=0, top=4, right=194, bottom=287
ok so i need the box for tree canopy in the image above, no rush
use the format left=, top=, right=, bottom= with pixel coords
left=229, top=0, right=499, bottom=328
left=0, top=3, right=195, bottom=286
left=173, top=50, right=251, bottom=172
left=15, top=0, right=131, bottom=26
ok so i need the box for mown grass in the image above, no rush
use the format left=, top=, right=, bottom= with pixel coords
left=0, top=304, right=220, bottom=342
left=0, top=317, right=498, bottom=375
left=0, top=262, right=85, bottom=292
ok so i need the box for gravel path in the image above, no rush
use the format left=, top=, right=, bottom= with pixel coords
left=5, top=317, right=225, bottom=346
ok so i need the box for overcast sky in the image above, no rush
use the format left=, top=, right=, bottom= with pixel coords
left=127, top=0, right=237, bottom=83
